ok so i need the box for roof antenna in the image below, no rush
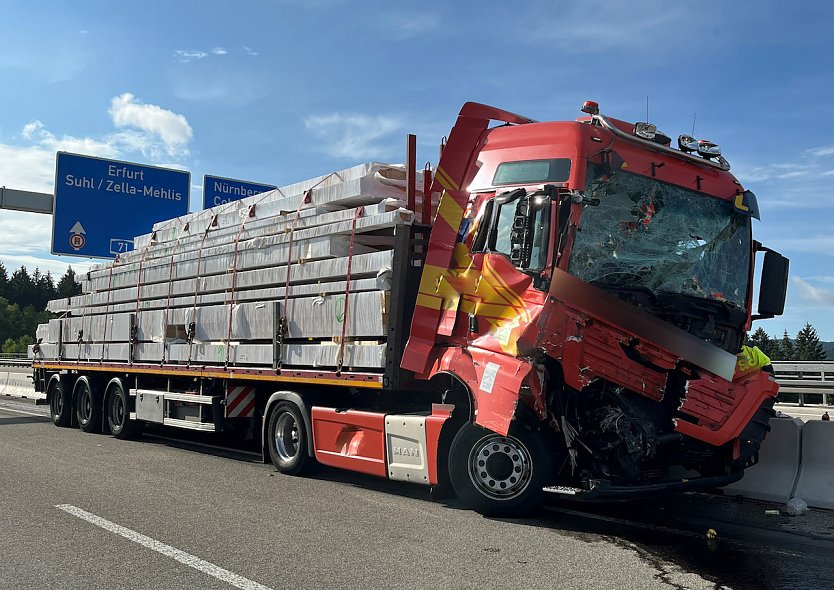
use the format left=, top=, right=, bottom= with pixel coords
left=646, top=96, right=650, bottom=122
left=691, top=113, right=697, bottom=137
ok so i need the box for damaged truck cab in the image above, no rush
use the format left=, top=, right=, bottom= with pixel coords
left=402, top=101, right=789, bottom=514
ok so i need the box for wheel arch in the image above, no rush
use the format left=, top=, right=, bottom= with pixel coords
left=262, top=391, right=314, bottom=463
left=46, top=372, right=75, bottom=405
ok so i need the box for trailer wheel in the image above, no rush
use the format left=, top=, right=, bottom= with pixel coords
left=267, top=402, right=312, bottom=476
left=449, top=422, right=552, bottom=517
left=48, top=377, right=72, bottom=428
left=106, top=380, right=140, bottom=440
left=75, top=378, right=101, bottom=434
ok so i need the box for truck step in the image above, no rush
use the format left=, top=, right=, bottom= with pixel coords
left=162, top=418, right=217, bottom=432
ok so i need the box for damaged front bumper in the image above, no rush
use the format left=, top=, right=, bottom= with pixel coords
left=543, top=471, right=743, bottom=502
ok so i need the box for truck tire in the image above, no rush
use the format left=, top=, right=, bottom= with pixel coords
left=48, top=376, right=72, bottom=428
left=106, top=379, right=140, bottom=440
left=75, top=378, right=101, bottom=434
left=449, top=422, right=552, bottom=517
left=267, top=402, right=312, bottom=476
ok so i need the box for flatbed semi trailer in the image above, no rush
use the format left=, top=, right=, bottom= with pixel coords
left=32, top=100, right=789, bottom=516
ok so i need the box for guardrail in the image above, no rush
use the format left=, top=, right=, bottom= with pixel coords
left=0, top=354, right=31, bottom=368
left=772, top=361, right=834, bottom=407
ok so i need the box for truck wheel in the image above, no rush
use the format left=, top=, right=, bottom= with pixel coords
left=106, top=380, right=140, bottom=440
left=75, top=378, right=101, bottom=434
left=267, top=402, right=312, bottom=475
left=48, top=377, right=72, bottom=428
left=449, top=422, right=552, bottom=517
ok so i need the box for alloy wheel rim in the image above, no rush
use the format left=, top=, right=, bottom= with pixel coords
left=467, top=434, right=533, bottom=500
left=274, top=412, right=299, bottom=461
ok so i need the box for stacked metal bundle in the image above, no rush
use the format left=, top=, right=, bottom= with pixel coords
left=32, top=162, right=424, bottom=371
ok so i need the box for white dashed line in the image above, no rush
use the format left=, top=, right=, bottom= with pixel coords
left=56, top=504, right=273, bottom=590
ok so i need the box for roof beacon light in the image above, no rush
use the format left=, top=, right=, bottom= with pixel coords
left=634, top=122, right=657, bottom=140
left=697, top=139, right=721, bottom=159
left=678, top=134, right=698, bottom=153
left=581, top=100, right=600, bottom=115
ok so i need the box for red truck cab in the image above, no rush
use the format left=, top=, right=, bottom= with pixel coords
left=402, top=101, right=789, bottom=514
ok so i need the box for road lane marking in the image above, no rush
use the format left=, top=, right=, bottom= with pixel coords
left=56, top=505, right=273, bottom=590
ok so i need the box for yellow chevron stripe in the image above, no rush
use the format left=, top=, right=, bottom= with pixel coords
left=435, top=165, right=459, bottom=191
left=416, top=293, right=443, bottom=310
left=483, top=256, right=527, bottom=311
left=437, top=193, right=465, bottom=230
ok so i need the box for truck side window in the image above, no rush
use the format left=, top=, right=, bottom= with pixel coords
left=492, top=202, right=516, bottom=256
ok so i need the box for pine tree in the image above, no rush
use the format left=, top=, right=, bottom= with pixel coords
left=795, top=323, right=827, bottom=361
left=748, top=327, right=778, bottom=359
left=56, top=266, right=82, bottom=298
left=7, top=266, right=34, bottom=307
left=779, top=330, right=796, bottom=361
left=0, top=262, right=8, bottom=301
left=34, top=269, right=56, bottom=312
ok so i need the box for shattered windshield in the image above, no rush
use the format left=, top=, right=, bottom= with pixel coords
left=567, top=166, right=750, bottom=309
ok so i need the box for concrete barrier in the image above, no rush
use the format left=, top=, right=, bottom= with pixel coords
left=0, top=371, right=42, bottom=399
left=724, top=417, right=803, bottom=503
left=793, top=421, right=834, bottom=510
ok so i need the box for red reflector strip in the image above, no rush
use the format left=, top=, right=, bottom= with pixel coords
left=226, top=386, right=256, bottom=418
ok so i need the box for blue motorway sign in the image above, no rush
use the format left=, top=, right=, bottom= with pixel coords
left=52, top=152, right=190, bottom=259
left=202, top=174, right=276, bottom=209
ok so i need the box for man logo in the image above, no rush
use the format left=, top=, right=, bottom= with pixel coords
left=392, top=446, right=420, bottom=458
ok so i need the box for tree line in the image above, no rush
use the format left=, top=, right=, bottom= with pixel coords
left=0, top=263, right=82, bottom=354
left=747, top=323, right=828, bottom=361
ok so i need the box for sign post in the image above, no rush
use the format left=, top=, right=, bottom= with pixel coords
left=52, top=152, right=190, bottom=259
left=202, top=174, right=276, bottom=210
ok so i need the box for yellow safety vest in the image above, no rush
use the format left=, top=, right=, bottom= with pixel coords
left=736, top=345, right=771, bottom=373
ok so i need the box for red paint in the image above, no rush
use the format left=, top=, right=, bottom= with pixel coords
left=425, top=404, right=453, bottom=485
left=311, top=407, right=387, bottom=478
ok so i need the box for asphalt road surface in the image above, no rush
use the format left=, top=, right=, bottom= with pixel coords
left=1, top=398, right=833, bottom=590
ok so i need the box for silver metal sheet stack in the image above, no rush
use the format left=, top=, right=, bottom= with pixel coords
left=32, top=162, right=420, bottom=371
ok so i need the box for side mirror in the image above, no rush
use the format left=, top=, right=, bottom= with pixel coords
left=757, top=250, right=789, bottom=318
left=509, top=196, right=532, bottom=267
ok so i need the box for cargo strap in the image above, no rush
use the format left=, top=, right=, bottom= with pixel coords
left=99, top=260, right=118, bottom=363
left=188, top=216, right=216, bottom=367
left=130, top=233, right=156, bottom=363
left=224, top=203, right=258, bottom=367
left=336, top=206, right=364, bottom=375
left=162, top=223, right=188, bottom=364
left=278, top=172, right=340, bottom=370
left=224, top=189, right=277, bottom=367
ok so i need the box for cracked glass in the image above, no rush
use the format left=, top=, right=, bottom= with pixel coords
left=568, top=166, right=751, bottom=309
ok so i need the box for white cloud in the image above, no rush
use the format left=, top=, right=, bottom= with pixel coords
left=0, top=94, right=193, bottom=275
left=109, top=93, right=193, bottom=156
left=522, top=1, right=703, bottom=52
left=0, top=210, right=53, bottom=254
left=174, top=49, right=209, bottom=63
left=806, top=275, right=834, bottom=284
left=735, top=160, right=819, bottom=184
left=1, top=251, right=92, bottom=280
left=792, top=276, right=834, bottom=306
left=806, top=145, right=834, bottom=158
left=380, top=13, right=439, bottom=39
left=242, top=46, right=258, bottom=56
left=174, top=47, right=229, bottom=62
left=304, top=113, right=402, bottom=159
left=767, top=234, right=834, bottom=254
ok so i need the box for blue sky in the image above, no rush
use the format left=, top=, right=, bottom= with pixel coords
left=1, top=0, right=833, bottom=340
